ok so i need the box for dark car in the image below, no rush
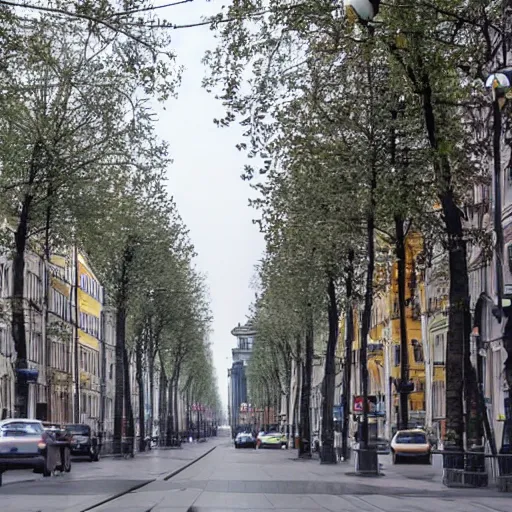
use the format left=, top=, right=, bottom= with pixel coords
left=65, top=424, right=100, bottom=461
left=0, top=419, right=63, bottom=486
left=234, top=432, right=256, bottom=449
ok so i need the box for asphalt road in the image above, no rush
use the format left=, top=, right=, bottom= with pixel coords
left=1, top=440, right=511, bottom=511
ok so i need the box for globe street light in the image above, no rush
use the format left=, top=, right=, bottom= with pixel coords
left=345, top=0, right=381, bottom=23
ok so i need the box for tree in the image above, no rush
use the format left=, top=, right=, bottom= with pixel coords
left=0, top=1, right=178, bottom=418
left=206, top=0, right=504, bottom=457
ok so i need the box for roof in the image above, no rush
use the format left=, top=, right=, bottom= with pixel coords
left=0, top=418, right=43, bottom=426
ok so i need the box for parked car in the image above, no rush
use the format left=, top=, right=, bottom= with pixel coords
left=234, top=432, right=256, bottom=449
left=0, top=419, right=64, bottom=486
left=390, top=429, right=432, bottom=464
left=257, top=431, right=287, bottom=449
left=64, top=424, right=100, bottom=461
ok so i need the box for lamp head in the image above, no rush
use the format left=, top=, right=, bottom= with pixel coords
left=345, top=0, right=381, bottom=23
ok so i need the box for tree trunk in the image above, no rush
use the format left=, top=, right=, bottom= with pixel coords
left=136, top=336, right=145, bottom=452
left=321, top=276, right=338, bottom=464
left=299, top=307, right=313, bottom=458
left=12, top=141, right=42, bottom=419
left=113, top=303, right=125, bottom=454
left=395, top=216, right=409, bottom=430
left=341, top=249, right=354, bottom=461
left=293, top=343, right=301, bottom=446
left=123, top=346, right=135, bottom=454
left=159, top=368, right=167, bottom=446
left=186, top=388, right=191, bottom=433
left=166, top=377, right=175, bottom=445
left=360, top=176, right=376, bottom=448
left=43, top=192, right=52, bottom=422
left=421, top=82, right=469, bottom=451
left=113, top=241, right=134, bottom=453
left=12, top=195, right=32, bottom=419
left=173, top=369, right=180, bottom=436
left=148, top=348, right=156, bottom=443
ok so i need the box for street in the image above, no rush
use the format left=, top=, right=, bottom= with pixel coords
left=1, top=439, right=510, bottom=512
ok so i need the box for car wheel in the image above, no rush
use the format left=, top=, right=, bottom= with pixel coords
left=392, top=451, right=399, bottom=464
left=0, top=471, right=3, bottom=487
left=425, top=454, right=432, bottom=465
left=92, top=449, right=100, bottom=462
left=63, top=447, right=72, bottom=472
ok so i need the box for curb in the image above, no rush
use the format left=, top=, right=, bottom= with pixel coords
left=80, top=444, right=217, bottom=511
left=163, top=445, right=217, bottom=481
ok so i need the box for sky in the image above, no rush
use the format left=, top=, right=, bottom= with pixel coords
left=153, top=1, right=265, bottom=410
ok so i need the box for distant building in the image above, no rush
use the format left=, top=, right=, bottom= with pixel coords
left=228, top=321, right=255, bottom=431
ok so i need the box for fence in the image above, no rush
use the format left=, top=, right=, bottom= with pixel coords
left=436, top=450, right=512, bottom=491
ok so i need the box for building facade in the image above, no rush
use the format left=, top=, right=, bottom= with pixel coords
left=0, top=246, right=191, bottom=448
left=227, top=321, right=255, bottom=431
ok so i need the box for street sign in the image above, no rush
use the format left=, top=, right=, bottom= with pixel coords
left=353, top=395, right=380, bottom=415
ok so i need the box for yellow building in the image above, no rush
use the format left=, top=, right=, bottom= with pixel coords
left=76, top=252, right=103, bottom=427
left=47, top=254, right=73, bottom=423
left=337, top=231, right=428, bottom=439
left=387, top=232, right=426, bottom=426
left=46, top=250, right=103, bottom=426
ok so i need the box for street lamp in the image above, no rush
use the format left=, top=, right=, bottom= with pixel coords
left=485, top=67, right=512, bottom=321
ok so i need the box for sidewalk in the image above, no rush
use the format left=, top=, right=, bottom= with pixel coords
left=85, top=443, right=512, bottom=512
left=0, top=438, right=223, bottom=512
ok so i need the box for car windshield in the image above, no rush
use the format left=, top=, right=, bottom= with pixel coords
left=0, top=422, right=44, bottom=436
left=396, top=432, right=427, bottom=444
left=66, top=424, right=90, bottom=435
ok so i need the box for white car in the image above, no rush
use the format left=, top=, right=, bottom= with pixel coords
left=390, top=429, right=432, bottom=464
left=0, top=419, right=64, bottom=486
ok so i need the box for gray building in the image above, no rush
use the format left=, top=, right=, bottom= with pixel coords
left=228, top=321, right=255, bottom=432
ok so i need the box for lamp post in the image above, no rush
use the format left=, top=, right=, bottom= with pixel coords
left=344, top=0, right=382, bottom=476
left=485, top=69, right=512, bottom=320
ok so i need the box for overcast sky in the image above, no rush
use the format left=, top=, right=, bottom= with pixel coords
left=153, top=1, right=264, bottom=411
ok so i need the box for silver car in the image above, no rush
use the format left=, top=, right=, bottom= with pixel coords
left=0, top=419, right=61, bottom=486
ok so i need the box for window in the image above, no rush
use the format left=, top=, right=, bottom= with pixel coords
left=29, top=332, right=43, bottom=364
left=412, top=339, right=424, bottom=363
left=79, top=312, right=100, bottom=338
left=395, top=432, right=427, bottom=444
left=109, top=363, right=113, bottom=380
left=50, top=289, right=70, bottom=321
left=0, top=421, right=44, bottom=436
left=0, top=327, right=6, bottom=356
left=394, top=345, right=401, bottom=366
left=80, top=273, right=101, bottom=301
left=434, top=333, right=445, bottom=365
left=433, top=381, right=446, bottom=418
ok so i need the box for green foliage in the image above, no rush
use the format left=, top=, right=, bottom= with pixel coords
left=206, top=0, right=506, bottom=445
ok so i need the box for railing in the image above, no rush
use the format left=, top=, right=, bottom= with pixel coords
left=433, top=450, right=512, bottom=491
